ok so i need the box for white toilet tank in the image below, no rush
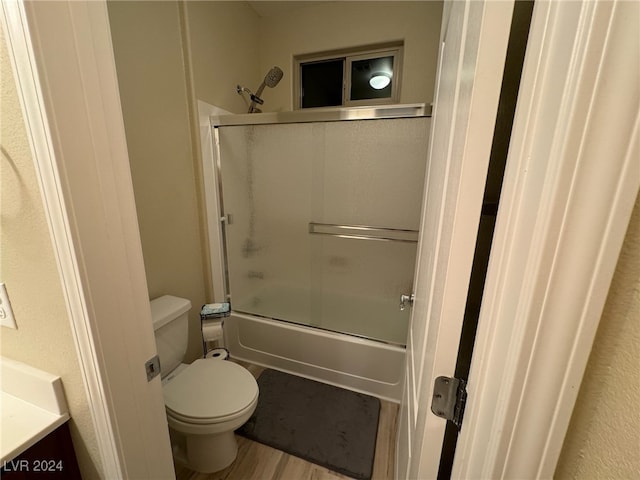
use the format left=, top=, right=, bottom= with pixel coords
left=150, top=295, right=192, bottom=377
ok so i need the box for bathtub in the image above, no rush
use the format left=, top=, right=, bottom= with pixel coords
left=224, top=311, right=405, bottom=403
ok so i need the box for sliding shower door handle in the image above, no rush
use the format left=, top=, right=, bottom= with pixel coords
left=400, top=293, right=415, bottom=311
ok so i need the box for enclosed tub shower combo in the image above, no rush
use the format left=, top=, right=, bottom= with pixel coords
left=204, top=105, right=431, bottom=401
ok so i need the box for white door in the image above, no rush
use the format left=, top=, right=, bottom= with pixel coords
left=397, top=1, right=515, bottom=478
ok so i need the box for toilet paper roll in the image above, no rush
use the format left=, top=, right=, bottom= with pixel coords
left=202, top=320, right=223, bottom=342
left=205, top=348, right=229, bottom=360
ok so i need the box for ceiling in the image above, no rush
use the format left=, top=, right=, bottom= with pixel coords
left=247, top=1, right=327, bottom=18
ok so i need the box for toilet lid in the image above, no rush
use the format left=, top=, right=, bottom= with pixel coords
left=163, top=359, right=258, bottom=421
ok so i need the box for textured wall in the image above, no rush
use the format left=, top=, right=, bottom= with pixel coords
left=556, top=193, right=640, bottom=478
left=0, top=28, right=102, bottom=479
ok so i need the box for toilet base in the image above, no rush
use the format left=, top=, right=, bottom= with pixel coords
left=170, top=427, right=239, bottom=473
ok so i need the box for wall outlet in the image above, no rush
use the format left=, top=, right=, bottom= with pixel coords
left=0, top=283, right=17, bottom=329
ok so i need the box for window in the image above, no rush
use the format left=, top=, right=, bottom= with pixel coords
left=300, top=59, right=344, bottom=108
left=295, top=43, right=403, bottom=109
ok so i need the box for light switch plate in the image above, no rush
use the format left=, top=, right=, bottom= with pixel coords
left=0, top=283, right=17, bottom=329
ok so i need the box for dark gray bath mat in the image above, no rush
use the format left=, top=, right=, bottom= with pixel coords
left=237, top=369, right=381, bottom=480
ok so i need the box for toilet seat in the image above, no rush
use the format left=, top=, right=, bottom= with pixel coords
left=167, top=396, right=257, bottom=428
left=163, top=359, right=258, bottom=424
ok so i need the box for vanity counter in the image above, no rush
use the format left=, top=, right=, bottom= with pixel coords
left=0, top=357, right=70, bottom=463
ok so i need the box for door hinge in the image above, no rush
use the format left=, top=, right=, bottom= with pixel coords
left=431, top=376, right=467, bottom=430
left=145, top=355, right=161, bottom=382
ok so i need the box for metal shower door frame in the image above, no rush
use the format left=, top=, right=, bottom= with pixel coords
left=206, top=104, right=432, bottom=341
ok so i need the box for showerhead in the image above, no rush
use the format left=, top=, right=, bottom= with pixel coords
left=237, top=67, right=284, bottom=113
left=243, top=66, right=283, bottom=113
left=263, top=66, right=284, bottom=88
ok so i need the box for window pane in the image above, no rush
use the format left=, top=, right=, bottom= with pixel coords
left=301, top=60, right=343, bottom=108
left=350, top=56, right=394, bottom=101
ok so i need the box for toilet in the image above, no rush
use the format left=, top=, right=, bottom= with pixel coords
left=151, top=295, right=258, bottom=473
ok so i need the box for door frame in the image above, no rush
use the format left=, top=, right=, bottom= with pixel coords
left=1, top=1, right=174, bottom=478
left=2, top=1, right=637, bottom=479
left=454, top=0, right=639, bottom=477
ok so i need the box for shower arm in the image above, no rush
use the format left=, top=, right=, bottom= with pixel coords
left=236, top=85, right=264, bottom=106
left=248, top=81, right=268, bottom=113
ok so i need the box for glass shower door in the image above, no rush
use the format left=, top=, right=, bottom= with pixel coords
left=218, top=116, right=429, bottom=345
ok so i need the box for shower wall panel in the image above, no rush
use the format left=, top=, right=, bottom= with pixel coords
left=218, top=117, right=429, bottom=345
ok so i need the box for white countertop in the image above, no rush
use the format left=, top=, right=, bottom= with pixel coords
left=0, top=357, right=70, bottom=463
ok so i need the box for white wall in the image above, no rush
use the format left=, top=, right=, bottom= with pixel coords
left=183, top=1, right=260, bottom=114
left=108, top=1, right=207, bottom=361
left=183, top=1, right=444, bottom=114
left=256, top=1, right=444, bottom=111
left=0, top=27, right=102, bottom=479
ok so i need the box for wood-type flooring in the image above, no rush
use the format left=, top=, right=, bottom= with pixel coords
left=175, top=363, right=398, bottom=480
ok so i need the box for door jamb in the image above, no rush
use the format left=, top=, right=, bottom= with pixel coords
left=1, top=1, right=174, bottom=477
left=453, top=1, right=639, bottom=477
